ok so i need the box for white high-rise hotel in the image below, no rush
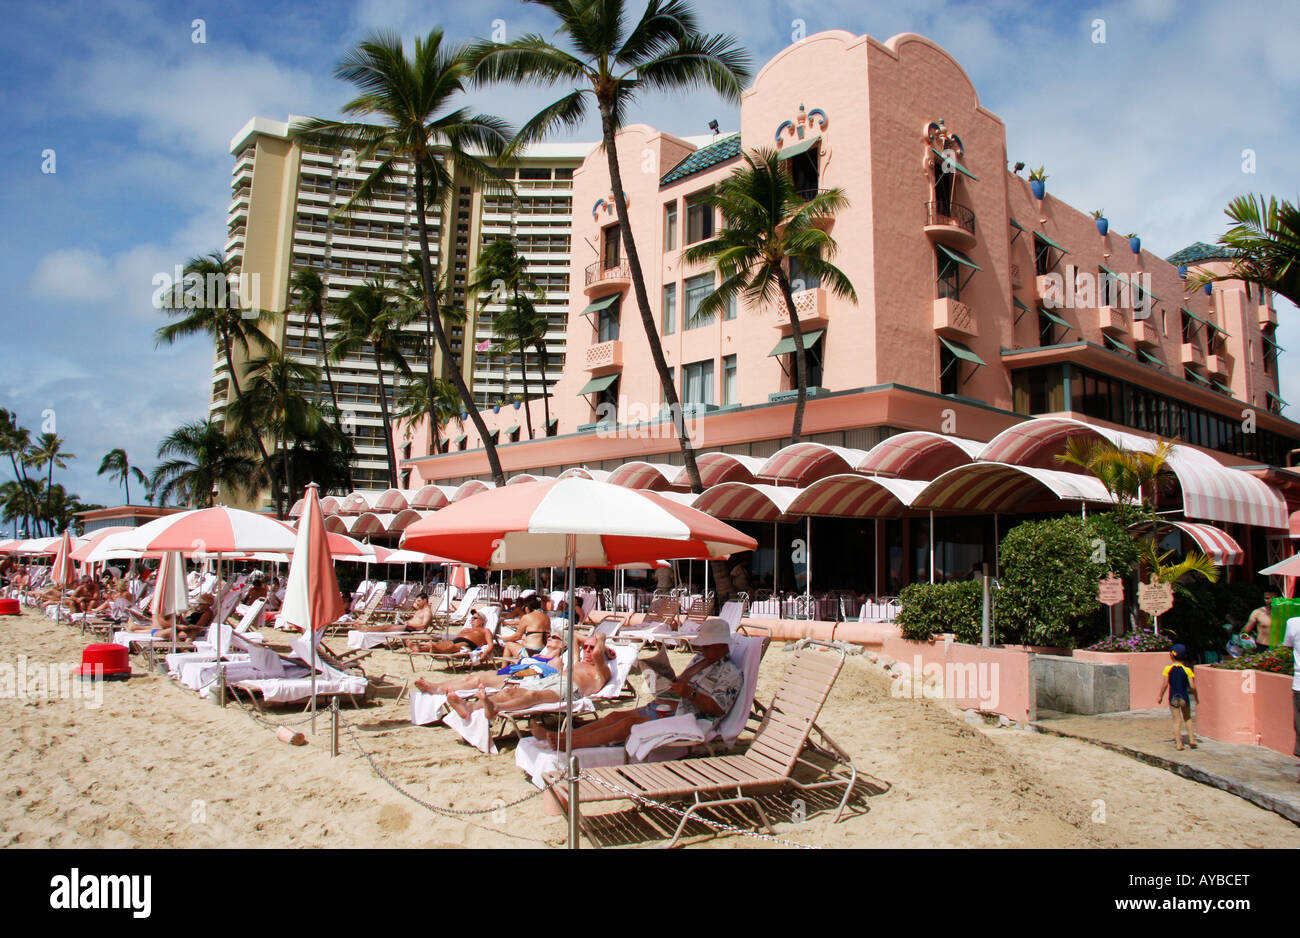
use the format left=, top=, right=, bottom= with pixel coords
left=215, top=116, right=595, bottom=490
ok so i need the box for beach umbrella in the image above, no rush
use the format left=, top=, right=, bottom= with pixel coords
left=106, top=506, right=297, bottom=555
left=70, top=527, right=137, bottom=564
left=0, top=539, right=22, bottom=554
left=49, top=530, right=77, bottom=625
left=1259, top=554, right=1300, bottom=578
left=400, top=477, right=757, bottom=849
left=447, top=562, right=470, bottom=592
left=279, top=484, right=347, bottom=729
left=17, top=536, right=60, bottom=556
left=150, top=550, right=190, bottom=653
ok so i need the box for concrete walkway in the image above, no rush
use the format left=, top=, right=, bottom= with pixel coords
left=1031, top=708, right=1300, bottom=825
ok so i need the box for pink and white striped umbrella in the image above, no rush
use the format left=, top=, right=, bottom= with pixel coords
left=50, top=530, right=78, bottom=586
left=104, top=506, right=297, bottom=555
left=280, top=484, right=347, bottom=640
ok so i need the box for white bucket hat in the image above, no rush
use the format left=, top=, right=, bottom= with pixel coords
left=695, top=617, right=730, bottom=647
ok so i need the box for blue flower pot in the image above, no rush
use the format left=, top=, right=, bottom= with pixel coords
left=1177, top=265, right=1188, bottom=280
left=1096, top=218, right=1108, bottom=236
left=513, top=401, right=521, bottom=410
left=1030, top=179, right=1045, bottom=200
left=1129, top=237, right=1141, bottom=255
left=1204, top=283, right=1213, bottom=296
left=493, top=406, right=501, bottom=415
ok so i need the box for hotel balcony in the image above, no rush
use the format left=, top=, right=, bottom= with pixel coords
left=933, top=296, right=978, bottom=340
left=1259, top=304, right=1277, bottom=327
left=584, top=340, right=623, bottom=376
left=584, top=260, right=632, bottom=297
left=1096, top=306, right=1129, bottom=334
left=1206, top=353, right=1231, bottom=378
left=1133, top=318, right=1161, bottom=346
left=923, top=201, right=977, bottom=251
left=775, top=287, right=830, bottom=332
left=1181, top=342, right=1206, bottom=368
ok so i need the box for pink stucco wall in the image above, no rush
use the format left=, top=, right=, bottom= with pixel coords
left=1074, top=650, right=1171, bottom=712
left=880, top=636, right=1035, bottom=722
left=1193, top=665, right=1295, bottom=755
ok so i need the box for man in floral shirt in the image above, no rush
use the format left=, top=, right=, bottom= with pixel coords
left=533, top=619, right=742, bottom=750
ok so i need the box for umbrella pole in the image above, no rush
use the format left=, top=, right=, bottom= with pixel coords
left=805, top=516, right=812, bottom=601
left=929, top=511, right=935, bottom=585
left=564, top=536, right=578, bottom=850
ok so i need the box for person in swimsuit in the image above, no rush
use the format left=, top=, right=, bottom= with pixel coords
left=499, top=596, right=551, bottom=659
left=1157, top=643, right=1198, bottom=751
left=407, top=609, right=494, bottom=654
left=1243, top=591, right=1277, bottom=647
left=533, top=618, right=740, bottom=751
left=356, top=594, right=434, bottom=633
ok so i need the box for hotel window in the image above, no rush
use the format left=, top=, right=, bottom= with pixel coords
left=681, top=359, right=715, bottom=407
left=1181, top=309, right=1196, bottom=344
left=1032, top=234, right=1065, bottom=276
left=939, top=343, right=960, bottom=396
left=723, top=289, right=738, bottom=321
left=788, top=250, right=822, bottom=292
left=723, top=354, right=738, bottom=405
left=684, top=274, right=715, bottom=329
left=597, top=298, right=621, bottom=343
left=788, top=143, right=821, bottom=199
left=664, top=202, right=678, bottom=251
left=685, top=191, right=714, bottom=244
left=935, top=245, right=978, bottom=302
left=662, top=283, right=677, bottom=335
left=602, top=224, right=621, bottom=270
left=519, top=167, right=551, bottom=180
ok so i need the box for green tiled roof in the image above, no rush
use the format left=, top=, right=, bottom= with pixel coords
left=1166, top=241, right=1238, bottom=265
left=660, top=134, right=742, bottom=186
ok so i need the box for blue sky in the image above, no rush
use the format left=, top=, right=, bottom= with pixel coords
left=1, top=0, right=1297, bottom=510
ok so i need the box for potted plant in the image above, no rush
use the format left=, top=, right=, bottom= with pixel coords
left=1029, top=167, right=1048, bottom=200
left=1125, top=232, right=1141, bottom=255
left=1091, top=209, right=1108, bottom=236
left=1177, top=264, right=1188, bottom=280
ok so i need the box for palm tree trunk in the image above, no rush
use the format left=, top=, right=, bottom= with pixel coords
left=778, top=270, right=808, bottom=444
left=8, top=454, right=35, bottom=536
left=46, top=459, right=55, bottom=534
left=599, top=102, right=704, bottom=494
left=374, top=348, right=399, bottom=487
left=224, top=336, right=276, bottom=505
left=413, top=160, right=506, bottom=486
left=316, top=307, right=342, bottom=423
left=124, top=471, right=131, bottom=507
left=536, top=342, right=551, bottom=435
left=515, top=288, right=536, bottom=440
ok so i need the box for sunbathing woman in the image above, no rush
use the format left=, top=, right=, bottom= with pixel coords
left=499, top=596, right=551, bottom=660
left=415, top=633, right=614, bottom=721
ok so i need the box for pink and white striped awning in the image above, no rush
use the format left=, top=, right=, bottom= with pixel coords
left=453, top=480, right=495, bottom=502
left=1131, top=520, right=1245, bottom=565
left=410, top=484, right=455, bottom=510
left=556, top=467, right=611, bottom=482
left=786, top=474, right=927, bottom=518
left=757, top=443, right=870, bottom=486
left=980, top=417, right=1288, bottom=529
left=689, top=483, right=803, bottom=522
left=855, top=432, right=984, bottom=479
left=913, top=463, right=1117, bottom=512
left=506, top=473, right=558, bottom=486
left=693, top=452, right=767, bottom=487
left=606, top=461, right=681, bottom=491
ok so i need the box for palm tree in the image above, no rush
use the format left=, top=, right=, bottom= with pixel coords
left=290, top=268, right=342, bottom=422
left=471, top=239, right=548, bottom=437
left=0, top=478, right=42, bottom=537
left=0, top=411, right=40, bottom=536
left=26, top=432, right=74, bottom=535
left=394, top=373, right=461, bottom=455
left=1186, top=194, right=1300, bottom=307
left=227, top=348, right=329, bottom=518
left=155, top=251, right=279, bottom=489
left=97, top=449, right=148, bottom=505
left=150, top=421, right=262, bottom=508
left=469, top=0, right=752, bottom=493
left=330, top=280, right=411, bottom=486
left=1056, top=437, right=1177, bottom=519
left=292, top=30, right=514, bottom=486
left=684, top=148, right=857, bottom=442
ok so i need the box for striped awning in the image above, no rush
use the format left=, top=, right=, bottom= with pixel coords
left=410, top=484, right=456, bottom=510
left=979, top=417, right=1288, bottom=529
left=757, top=442, right=870, bottom=486
left=694, top=452, right=767, bottom=487
left=505, top=473, right=557, bottom=486
left=854, top=431, right=984, bottom=479
left=606, top=461, right=681, bottom=491
left=912, top=462, right=1117, bottom=512
left=349, top=512, right=398, bottom=536
left=387, top=509, right=425, bottom=534
left=452, top=480, right=495, bottom=502
left=690, top=483, right=802, bottom=523
left=786, top=475, right=927, bottom=519
left=1130, top=520, right=1244, bottom=565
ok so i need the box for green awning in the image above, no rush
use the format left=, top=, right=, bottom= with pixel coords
left=1206, top=322, right=1231, bottom=338
left=451, top=434, right=467, bottom=446
left=1186, top=369, right=1211, bottom=387
left=486, top=429, right=500, bottom=442
left=1267, top=390, right=1289, bottom=407
left=1013, top=296, right=1030, bottom=311
left=1103, top=333, right=1134, bottom=354
left=1098, top=264, right=1123, bottom=279
left=578, top=373, right=620, bottom=396
left=780, top=137, right=821, bottom=160
left=1034, top=231, right=1070, bottom=255
left=1264, top=335, right=1284, bottom=352
left=547, top=418, right=559, bottom=430
left=930, top=147, right=978, bottom=181
left=768, top=329, right=826, bottom=358
left=1211, top=380, right=1233, bottom=395
left=1180, top=307, right=1210, bottom=327
left=1009, top=217, right=1025, bottom=232
left=1139, top=349, right=1166, bottom=369
left=1038, top=307, right=1072, bottom=329
left=936, top=244, right=981, bottom=271
left=505, top=425, right=520, bottom=435
left=938, top=336, right=987, bottom=366
left=581, top=294, right=621, bottom=316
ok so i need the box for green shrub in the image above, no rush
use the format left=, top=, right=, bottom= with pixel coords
left=1212, top=645, right=1294, bottom=675
left=896, top=580, right=984, bottom=643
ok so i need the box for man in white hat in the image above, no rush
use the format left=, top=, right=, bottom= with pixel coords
left=533, top=618, right=742, bottom=751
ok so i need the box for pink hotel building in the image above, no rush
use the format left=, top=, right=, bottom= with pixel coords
left=397, top=30, right=1299, bottom=594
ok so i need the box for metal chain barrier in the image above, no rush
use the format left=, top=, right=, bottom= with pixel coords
left=577, top=771, right=820, bottom=849
left=225, top=683, right=320, bottom=729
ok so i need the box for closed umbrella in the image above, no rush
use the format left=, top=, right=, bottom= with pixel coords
left=400, top=478, right=757, bottom=848
left=150, top=550, right=190, bottom=654
left=50, top=530, right=77, bottom=625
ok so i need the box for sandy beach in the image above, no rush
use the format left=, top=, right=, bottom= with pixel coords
left=2, top=609, right=1297, bottom=849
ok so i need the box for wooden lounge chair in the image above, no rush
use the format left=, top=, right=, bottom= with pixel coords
left=543, top=643, right=856, bottom=848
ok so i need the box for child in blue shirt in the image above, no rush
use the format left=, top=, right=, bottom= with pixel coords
left=1157, top=643, right=1198, bottom=751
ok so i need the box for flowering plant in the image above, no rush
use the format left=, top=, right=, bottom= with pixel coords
left=1086, top=629, right=1174, bottom=653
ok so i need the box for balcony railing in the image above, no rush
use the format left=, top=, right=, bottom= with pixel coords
left=585, top=260, right=632, bottom=288
left=774, top=287, right=829, bottom=330
left=925, top=200, right=975, bottom=234
left=585, top=340, right=623, bottom=375
left=933, top=296, right=978, bottom=339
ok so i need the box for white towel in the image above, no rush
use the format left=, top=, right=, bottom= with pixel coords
left=515, top=738, right=627, bottom=789
left=625, top=714, right=708, bottom=762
